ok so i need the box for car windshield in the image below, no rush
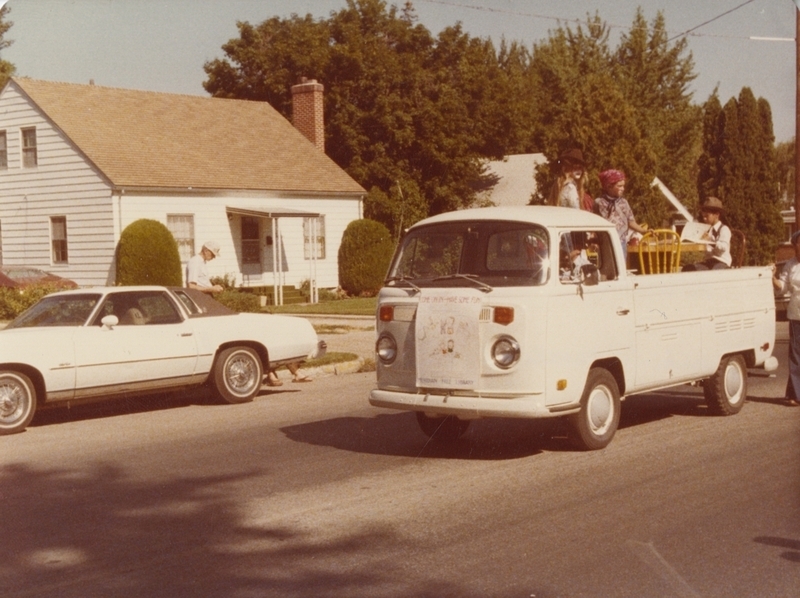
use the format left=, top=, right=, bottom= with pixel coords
left=5, top=293, right=101, bottom=329
left=386, top=220, right=550, bottom=288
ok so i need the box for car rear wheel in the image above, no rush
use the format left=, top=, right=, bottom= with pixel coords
left=212, top=347, right=263, bottom=404
left=704, top=354, right=747, bottom=415
left=0, top=371, right=37, bottom=435
left=415, top=411, right=471, bottom=441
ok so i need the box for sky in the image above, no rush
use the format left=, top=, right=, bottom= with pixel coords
left=2, top=0, right=796, bottom=141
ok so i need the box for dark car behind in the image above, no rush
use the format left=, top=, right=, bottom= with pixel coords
left=0, top=267, right=78, bottom=289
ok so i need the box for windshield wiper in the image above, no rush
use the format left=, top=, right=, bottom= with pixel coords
left=432, top=273, right=493, bottom=293
left=384, top=275, right=422, bottom=294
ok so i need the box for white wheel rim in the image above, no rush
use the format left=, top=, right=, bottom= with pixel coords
left=225, top=353, right=259, bottom=397
left=0, top=377, right=28, bottom=425
left=587, top=385, right=614, bottom=436
left=724, top=361, right=745, bottom=406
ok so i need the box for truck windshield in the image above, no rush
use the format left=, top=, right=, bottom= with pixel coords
left=386, top=220, right=550, bottom=288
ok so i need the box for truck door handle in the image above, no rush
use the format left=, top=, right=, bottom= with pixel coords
left=616, top=308, right=630, bottom=316
left=180, top=332, right=193, bottom=337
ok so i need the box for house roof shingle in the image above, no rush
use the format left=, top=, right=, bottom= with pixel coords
left=11, top=77, right=365, bottom=195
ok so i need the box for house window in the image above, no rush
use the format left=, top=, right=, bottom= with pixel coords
left=0, top=131, right=7, bottom=168
left=51, top=216, right=68, bottom=264
left=241, top=217, right=260, bottom=265
left=304, top=216, right=325, bottom=259
left=22, top=127, right=37, bottom=168
left=167, top=214, right=195, bottom=262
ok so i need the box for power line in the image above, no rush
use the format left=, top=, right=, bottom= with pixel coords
left=667, top=0, right=759, bottom=42
left=414, top=0, right=789, bottom=42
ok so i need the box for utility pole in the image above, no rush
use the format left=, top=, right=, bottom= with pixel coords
left=795, top=6, right=800, bottom=225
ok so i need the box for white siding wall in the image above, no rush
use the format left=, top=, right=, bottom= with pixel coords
left=120, top=193, right=362, bottom=289
left=0, top=86, right=115, bottom=287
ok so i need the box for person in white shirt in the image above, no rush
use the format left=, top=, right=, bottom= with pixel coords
left=684, top=197, right=732, bottom=270
left=186, top=241, right=223, bottom=294
left=772, top=230, right=800, bottom=406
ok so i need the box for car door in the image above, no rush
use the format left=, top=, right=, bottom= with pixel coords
left=73, top=290, right=199, bottom=397
left=545, top=229, right=635, bottom=406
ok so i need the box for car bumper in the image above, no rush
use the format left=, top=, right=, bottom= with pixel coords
left=369, top=388, right=578, bottom=419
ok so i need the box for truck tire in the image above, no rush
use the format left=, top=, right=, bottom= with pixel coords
left=415, top=411, right=470, bottom=441
left=569, top=368, right=621, bottom=451
left=704, top=354, right=747, bottom=415
left=0, top=371, right=37, bottom=435
left=212, top=347, right=263, bottom=404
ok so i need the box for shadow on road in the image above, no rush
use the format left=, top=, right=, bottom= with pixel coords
left=0, top=462, right=495, bottom=598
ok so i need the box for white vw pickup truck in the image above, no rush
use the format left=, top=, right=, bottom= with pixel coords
left=369, top=206, right=778, bottom=450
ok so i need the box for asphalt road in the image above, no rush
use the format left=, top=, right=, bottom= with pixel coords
left=1, top=335, right=798, bottom=597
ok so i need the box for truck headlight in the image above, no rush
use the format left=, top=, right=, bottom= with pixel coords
left=376, top=334, right=398, bottom=364
left=491, top=336, right=520, bottom=369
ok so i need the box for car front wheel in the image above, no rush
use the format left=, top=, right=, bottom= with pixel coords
left=569, top=368, right=621, bottom=451
left=0, top=371, right=37, bottom=435
left=212, top=347, right=263, bottom=404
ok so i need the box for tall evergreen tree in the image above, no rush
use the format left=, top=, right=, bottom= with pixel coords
left=699, top=88, right=783, bottom=264
left=527, top=10, right=701, bottom=229
left=0, top=5, right=15, bottom=89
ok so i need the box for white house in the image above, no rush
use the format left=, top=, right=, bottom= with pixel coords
left=0, top=77, right=366, bottom=299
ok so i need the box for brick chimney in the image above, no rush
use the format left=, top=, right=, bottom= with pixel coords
left=291, top=78, right=325, bottom=152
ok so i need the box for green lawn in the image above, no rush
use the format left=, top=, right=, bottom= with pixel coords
left=265, top=296, right=376, bottom=316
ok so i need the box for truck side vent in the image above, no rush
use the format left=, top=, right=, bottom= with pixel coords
left=479, top=307, right=492, bottom=322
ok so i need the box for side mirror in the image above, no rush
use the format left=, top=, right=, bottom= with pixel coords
left=101, top=314, right=119, bottom=329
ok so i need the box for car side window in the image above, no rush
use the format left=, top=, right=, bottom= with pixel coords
left=93, top=292, right=182, bottom=326
left=559, top=230, right=618, bottom=284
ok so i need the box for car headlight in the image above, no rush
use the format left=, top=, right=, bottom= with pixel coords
left=376, top=334, right=397, bottom=364
left=491, top=336, right=520, bottom=369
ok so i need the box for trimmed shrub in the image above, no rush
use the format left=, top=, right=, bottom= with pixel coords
left=338, top=219, right=395, bottom=296
left=214, top=289, right=261, bottom=313
left=116, top=219, right=183, bottom=286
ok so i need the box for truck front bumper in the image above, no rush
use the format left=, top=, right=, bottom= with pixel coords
left=369, top=388, right=579, bottom=419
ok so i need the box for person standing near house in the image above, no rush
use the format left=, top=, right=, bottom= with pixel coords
left=187, top=241, right=223, bottom=294
left=594, top=169, right=648, bottom=260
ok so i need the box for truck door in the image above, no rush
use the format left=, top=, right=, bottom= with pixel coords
left=545, top=230, right=634, bottom=406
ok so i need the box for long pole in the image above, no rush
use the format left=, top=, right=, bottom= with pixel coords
left=796, top=6, right=800, bottom=227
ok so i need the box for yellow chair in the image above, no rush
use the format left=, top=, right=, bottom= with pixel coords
left=638, top=229, right=681, bottom=274
left=729, top=229, right=746, bottom=268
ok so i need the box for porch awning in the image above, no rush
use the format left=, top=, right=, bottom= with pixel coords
left=226, top=206, right=320, bottom=218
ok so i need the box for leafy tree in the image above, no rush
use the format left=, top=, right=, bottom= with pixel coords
left=0, top=5, right=15, bottom=89
left=698, top=88, right=783, bottom=264
left=204, top=0, right=504, bottom=234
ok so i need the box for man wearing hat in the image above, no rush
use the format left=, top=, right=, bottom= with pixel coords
left=684, top=197, right=731, bottom=270
left=187, top=241, right=224, bottom=294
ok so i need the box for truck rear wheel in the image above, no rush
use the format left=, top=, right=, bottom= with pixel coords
left=569, top=368, right=620, bottom=451
left=415, top=411, right=470, bottom=441
left=704, top=354, right=747, bottom=415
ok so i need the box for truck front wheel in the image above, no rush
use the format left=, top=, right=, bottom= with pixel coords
left=704, top=354, right=747, bottom=415
left=415, top=411, right=470, bottom=441
left=569, top=368, right=621, bottom=451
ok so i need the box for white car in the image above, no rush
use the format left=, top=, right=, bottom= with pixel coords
left=0, top=286, right=325, bottom=435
